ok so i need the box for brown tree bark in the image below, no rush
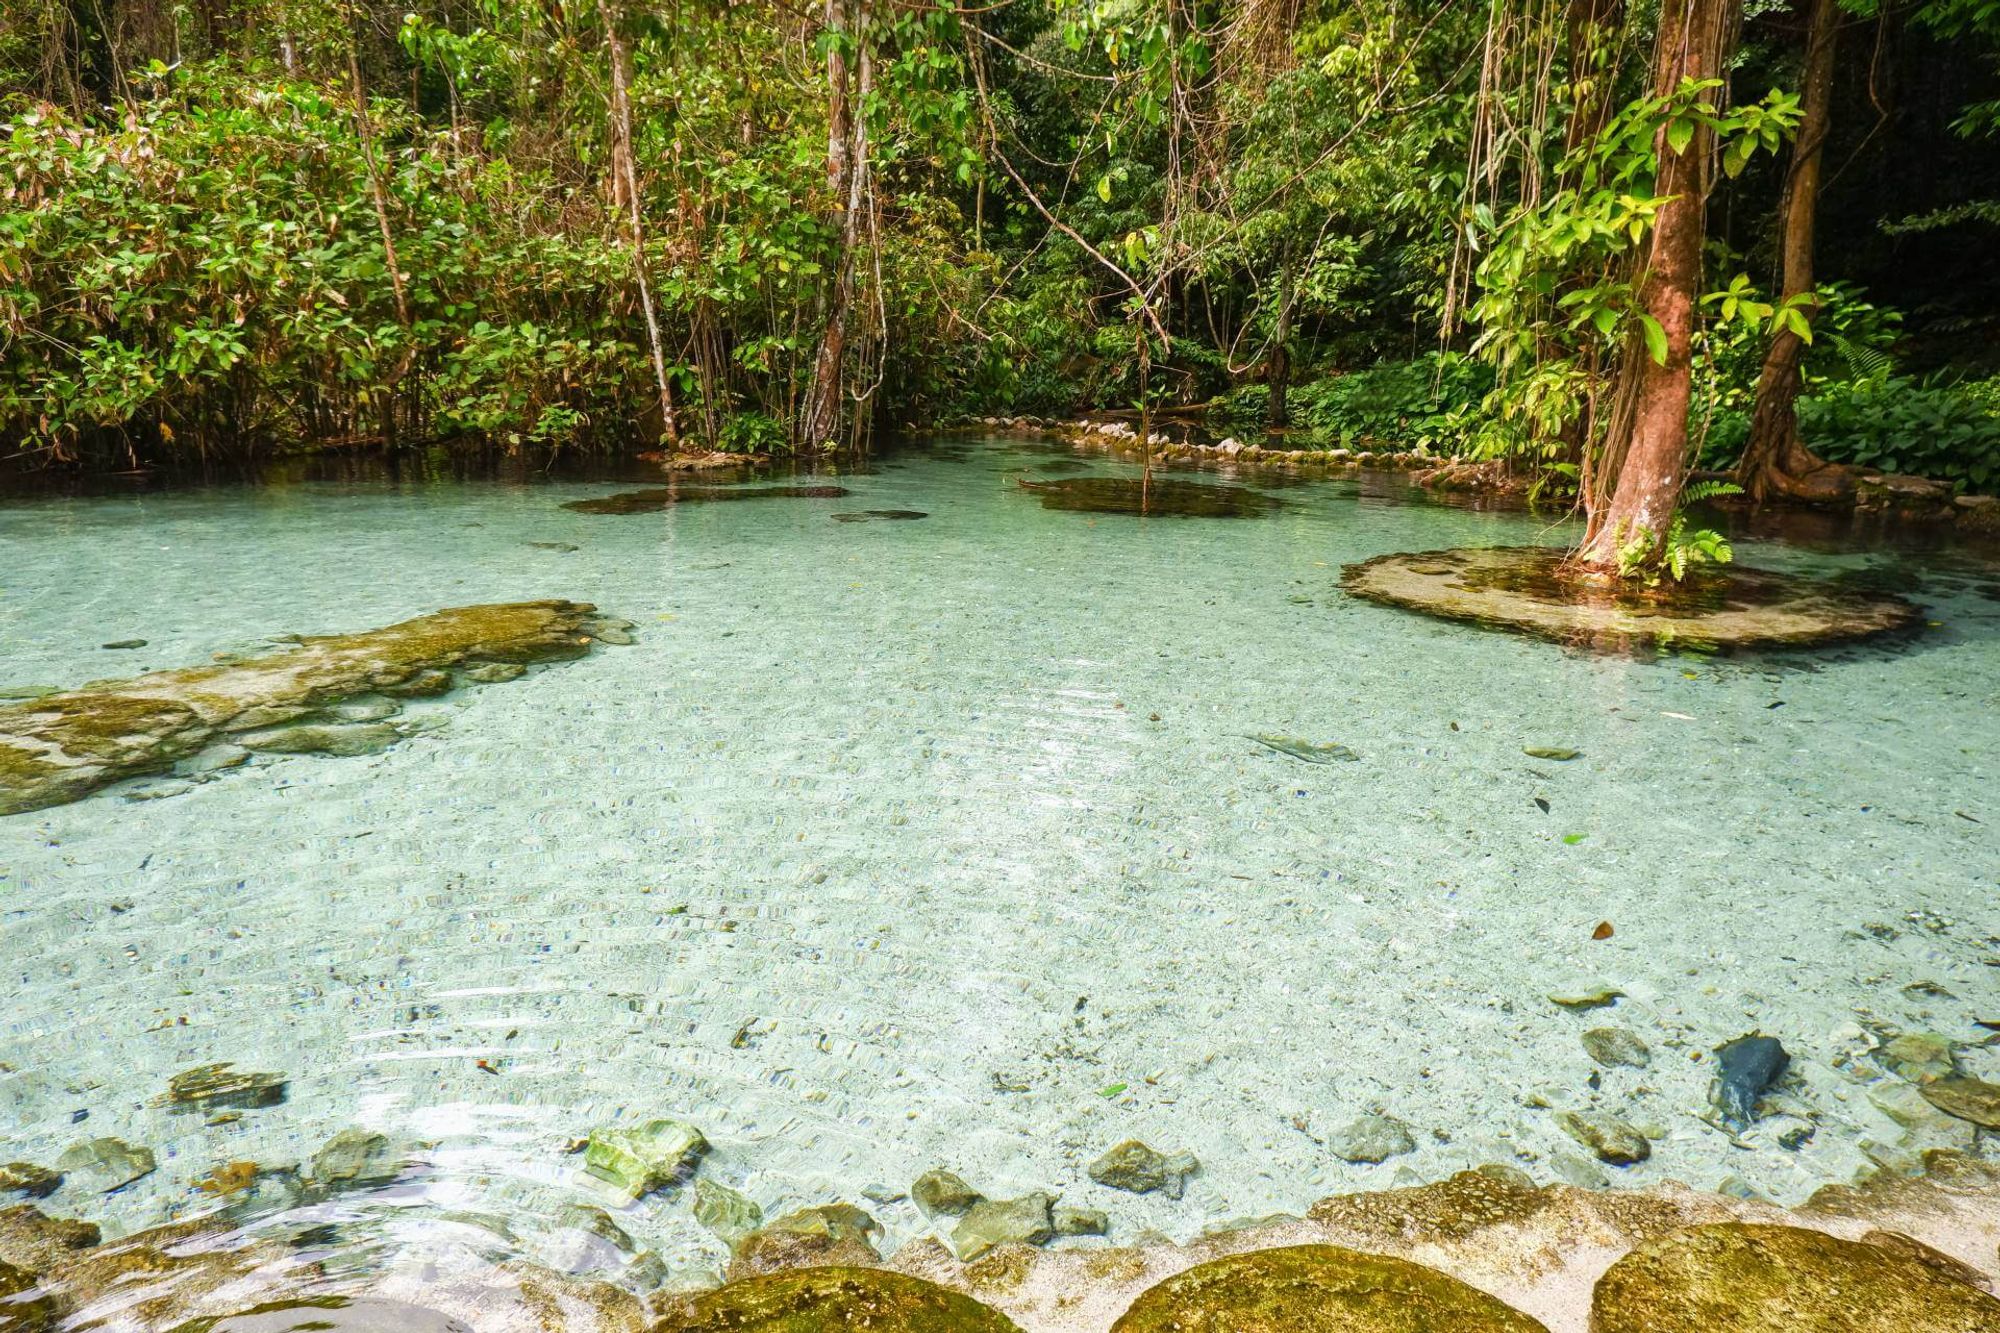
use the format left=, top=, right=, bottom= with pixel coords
left=800, top=0, right=868, bottom=451
left=1577, top=0, right=1738, bottom=572
left=1266, top=252, right=1294, bottom=430
left=1737, top=0, right=1851, bottom=503
left=605, top=2, right=679, bottom=448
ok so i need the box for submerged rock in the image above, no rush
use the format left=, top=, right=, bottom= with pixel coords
left=1088, top=1141, right=1200, bottom=1199
left=55, top=1138, right=156, bottom=1192
left=1558, top=1111, right=1651, bottom=1166
left=1589, top=1223, right=2000, bottom=1332
left=1548, top=984, right=1624, bottom=1009
left=1327, top=1113, right=1417, bottom=1164
left=1583, top=1027, right=1653, bottom=1069
left=583, top=1118, right=708, bottom=1199
left=1340, top=546, right=1923, bottom=652
left=198, top=1298, right=477, bottom=1332
left=1053, top=1205, right=1109, bottom=1237
left=562, top=485, right=851, bottom=514
left=237, top=721, right=403, bottom=757
left=728, top=1204, right=880, bottom=1281
left=0, top=1164, right=60, bottom=1200
left=911, top=1169, right=983, bottom=1218
left=1876, top=1033, right=1959, bottom=1084
left=693, top=1179, right=764, bottom=1245
left=0, top=601, right=624, bottom=815
left=1109, top=1243, right=1549, bottom=1332
left=656, top=1266, right=1023, bottom=1332
left=1918, top=1076, right=2000, bottom=1129
left=161, top=1063, right=288, bottom=1112
left=308, top=1128, right=399, bottom=1186
left=951, top=1193, right=1054, bottom=1261
left=1712, top=1035, right=1790, bottom=1130
left=1017, top=476, right=1283, bottom=518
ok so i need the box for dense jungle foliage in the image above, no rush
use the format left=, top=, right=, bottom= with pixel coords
left=3, top=0, right=1999, bottom=522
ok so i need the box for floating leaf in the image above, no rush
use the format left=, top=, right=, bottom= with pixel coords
left=1562, top=833, right=1587, bottom=845
left=1524, top=747, right=1581, bottom=761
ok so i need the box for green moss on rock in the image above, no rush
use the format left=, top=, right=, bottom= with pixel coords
left=1109, top=1244, right=1548, bottom=1332
left=654, top=1267, right=1022, bottom=1332
left=1589, top=1223, right=2000, bottom=1332
left=0, top=601, right=623, bottom=815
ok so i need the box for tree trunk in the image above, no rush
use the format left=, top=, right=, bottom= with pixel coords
left=801, top=0, right=868, bottom=451
left=606, top=3, right=679, bottom=448
left=347, top=37, right=410, bottom=331
left=1737, top=0, right=1850, bottom=503
left=1577, top=0, right=1737, bottom=572
left=1267, top=253, right=1294, bottom=430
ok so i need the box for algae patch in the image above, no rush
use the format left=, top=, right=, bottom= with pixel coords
left=0, top=601, right=629, bottom=815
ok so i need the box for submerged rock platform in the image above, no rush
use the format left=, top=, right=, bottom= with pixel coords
left=7, top=1158, right=1999, bottom=1332
left=1340, top=546, right=1924, bottom=651
left=0, top=601, right=629, bottom=815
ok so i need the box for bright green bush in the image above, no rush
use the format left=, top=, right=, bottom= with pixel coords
left=1216, top=352, right=1492, bottom=451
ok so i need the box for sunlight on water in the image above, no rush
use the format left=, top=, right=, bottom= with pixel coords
left=1, top=438, right=1995, bottom=1303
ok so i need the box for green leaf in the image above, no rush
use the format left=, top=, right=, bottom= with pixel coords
left=1097, top=1082, right=1127, bottom=1099
left=1638, top=314, right=1668, bottom=366
left=1665, top=117, right=1695, bottom=156
left=1561, top=833, right=1587, bottom=845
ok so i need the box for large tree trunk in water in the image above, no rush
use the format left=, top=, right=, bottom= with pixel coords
left=801, top=0, right=868, bottom=451
left=1577, top=0, right=1737, bottom=572
left=1737, top=0, right=1851, bottom=503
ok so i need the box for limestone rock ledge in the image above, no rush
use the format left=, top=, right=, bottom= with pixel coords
left=0, top=600, right=629, bottom=815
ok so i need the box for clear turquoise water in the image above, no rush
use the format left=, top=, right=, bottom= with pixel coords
left=1, top=440, right=1996, bottom=1295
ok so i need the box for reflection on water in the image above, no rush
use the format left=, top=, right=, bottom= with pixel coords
left=0, top=437, right=1995, bottom=1320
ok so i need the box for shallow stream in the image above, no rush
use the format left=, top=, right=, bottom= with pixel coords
left=1, top=437, right=1996, bottom=1303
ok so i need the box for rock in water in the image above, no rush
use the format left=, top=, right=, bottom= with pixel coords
left=161, top=1063, right=289, bottom=1112
left=1590, top=1223, right=2000, bottom=1333
left=1918, top=1076, right=2000, bottom=1129
left=1053, top=1205, right=1109, bottom=1237
left=951, top=1193, right=1055, bottom=1261
left=1582, top=1028, right=1652, bottom=1069
left=1088, top=1141, right=1200, bottom=1199
left=582, top=1119, right=708, bottom=1199
left=1557, top=1111, right=1651, bottom=1166
left=1109, top=1244, right=1549, bottom=1332
left=0, top=601, right=628, bottom=815
left=911, top=1169, right=983, bottom=1218
left=0, top=1164, right=60, bottom=1199
left=693, top=1179, right=763, bottom=1244
left=309, top=1128, right=399, bottom=1186
left=1875, top=1033, right=1958, bottom=1084
left=55, top=1138, right=156, bottom=1192
left=1712, top=1035, right=1789, bottom=1130
left=199, top=1299, right=476, bottom=1333
left=657, top=1267, right=1023, bottom=1332
left=728, top=1204, right=880, bottom=1281
left=1327, top=1113, right=1417, bottom=1164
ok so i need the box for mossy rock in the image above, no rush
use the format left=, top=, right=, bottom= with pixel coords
left=1110, top=1244, right=1548, bottom=1332
left=1340, top=547, right=1921, bottom=652
left=655, top=1267, right=1022, bottom=1332
left=1589, top=1223, right=2000, bottom=1332
left=0, top=601, right=621, bottom=815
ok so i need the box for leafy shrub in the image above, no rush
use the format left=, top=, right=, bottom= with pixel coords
left=1799, top=375, right=2000, bottom=488
left=1217, top=352, right=1492, bottom=450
